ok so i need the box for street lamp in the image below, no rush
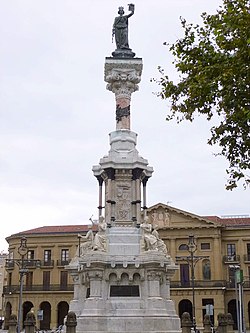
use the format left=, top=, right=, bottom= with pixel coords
left=176, top=234, right=209, bottom=332
left=5, top=237, right=40, bottom=333
left=17, top=237, right=29, bottom=333
left=229, top=264, right=244, bottom=333
left=188, top=235, right=197, bottom=332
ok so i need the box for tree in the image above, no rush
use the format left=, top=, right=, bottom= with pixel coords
left=155, top=0, right=250, bottom=190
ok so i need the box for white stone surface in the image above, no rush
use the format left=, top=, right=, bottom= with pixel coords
left=66, top=57, right=181, bottom=333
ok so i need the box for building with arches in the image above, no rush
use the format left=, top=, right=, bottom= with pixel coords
left=2, top=208, right=250, bottom=330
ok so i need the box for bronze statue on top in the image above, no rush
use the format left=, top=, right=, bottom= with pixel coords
left=112, top=4, right=135, bottom=58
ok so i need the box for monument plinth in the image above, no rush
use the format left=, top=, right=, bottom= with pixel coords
left=67, top=5, right=181, bottom=333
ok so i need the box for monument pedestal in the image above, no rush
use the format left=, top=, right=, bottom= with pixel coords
left=67, top=227, right=181, bottom=333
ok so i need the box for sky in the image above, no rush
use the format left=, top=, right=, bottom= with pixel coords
left=0, top=0, right=249, bottom=253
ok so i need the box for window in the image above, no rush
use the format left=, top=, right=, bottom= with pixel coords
left=60, top=271, right=68, bottom=290
left=201, top=243, right=210, bottom=250
left=202, top=299, right=214, bottom=326
left=227, top=244, right=236, bottom=256
left=247, top=244, right=250, bottom=261
left=61, top=249, right=69, bottom=262
left=227, top=244, right=236, bottom=261
left=179, top=244, right=188, bottom=251
left=44, top=250, right=52, bottom=262
left=26, top=272, right=33, bottom=290
left=43, top=271, right=50, bottom=291
left=8, top=272, right=12, bottom=286
left=27, top=250, right=34, bottom=260
left=180, top=264, right=190, bottom=286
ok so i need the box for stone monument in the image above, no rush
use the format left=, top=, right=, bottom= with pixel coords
left=67, top=5, right=181, bottom=333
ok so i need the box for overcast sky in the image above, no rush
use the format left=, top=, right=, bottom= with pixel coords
left=0, top=0, right=249, bottom=252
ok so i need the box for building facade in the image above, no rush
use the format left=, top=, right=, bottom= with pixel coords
left=3, top=207, right=250, bottom=330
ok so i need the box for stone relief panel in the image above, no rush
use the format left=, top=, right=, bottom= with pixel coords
left=150, top=209, right=170, bottom=228
left=115, top=182, right=131, bottom=221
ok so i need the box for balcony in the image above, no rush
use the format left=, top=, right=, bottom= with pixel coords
left=5, top=259, right=40, bottom=270
left=39, top=260, right=54, bottom=268
left=243, top=254, right=250, bottom=263
left=3, top=284, right=74, bottom=294
left=223, top=255, right=240, bottom=264
left=170, top=280, right=226, bottom=288
left=57, top=259, right=70, bottom=267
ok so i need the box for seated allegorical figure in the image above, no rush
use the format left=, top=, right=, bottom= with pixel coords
left=93, top=215, right=107, bottom=252
left=140, top=216, right=158, bottom=251
left=76, top=225, right=94, bottom=257
left=152, top=225, right=168, bottom=254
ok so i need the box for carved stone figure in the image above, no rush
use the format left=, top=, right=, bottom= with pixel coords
left=77, top=225, right=94, bottom=257
left=152, top=226, right=168, bottom=254
left=112, top=4, right=135, bottom=58
left=141, top=216, right=158, bottom=251
left=203, top=261, right=211, bottom=280
left=93, top=216, right=107, bottom=252
left=112, top=4, right=134, bottom=49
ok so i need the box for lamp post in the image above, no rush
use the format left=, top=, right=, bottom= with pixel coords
left=176, top=234, right=209, bottom=333
left=230, top=264, right=244, bottom=333
left=188, top=235, right=197, bottom=332
left=17, top=237, right=29, bottom=333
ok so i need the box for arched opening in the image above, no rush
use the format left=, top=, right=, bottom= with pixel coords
left=4, top=301, right=12, bottom=329
left=40, top=301, right=51, bottom=330
left=228, top=299, right=237, bottom=330
left=57, top=301, right=69, bottom=328
left=179, top=299, right=193, bottom=320
left=19, top=301, right=33, bottom=331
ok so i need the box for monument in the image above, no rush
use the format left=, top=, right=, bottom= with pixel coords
left=67, top=5, right=181, bottom=333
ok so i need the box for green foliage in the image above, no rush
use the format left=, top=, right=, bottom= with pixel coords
left=155, top=0, right=250, bottom=190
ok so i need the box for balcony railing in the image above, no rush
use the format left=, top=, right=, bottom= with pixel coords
left=223, top=255, right=240, bottom=264
left=243, top=254, right=250, bottom=263
left=5, top=259, right=40, bottom=270
left=3, top=284, right=74, bottom=293
left=57, top=259, right=70, bottom=266
left=39, top=260, right=54, bottom=267
left=170, top=280, right=226, bottom=288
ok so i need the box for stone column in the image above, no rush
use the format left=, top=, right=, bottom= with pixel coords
left=88, top=270, right=103, bottom=298
left=97, top=176, right=104, bottom=217
left=24, top=311, right=36, bottom=333
left=217, top=313, right=227, bottom=333
left=147, top=271, right=161, bottom=298
left=8, top=314, right=17, bottom=333
left=104, top=58, right=143, bottom=130
left=203, top=314, right=212, bottom=333
left=226, top=313, right=234, bottom=333
left=105, top=168, right=115, bottom=223
left=181, top=312, right=192, bottom=333
left=66, top=311, right=77, bottom=333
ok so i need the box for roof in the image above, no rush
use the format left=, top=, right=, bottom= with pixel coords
left=6, top=224, right=97, bottom=240
left=204, top=216, right=250, bottom=227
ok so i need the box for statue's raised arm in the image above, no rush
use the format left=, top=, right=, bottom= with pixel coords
left=112, top=4, right=135, bottom=58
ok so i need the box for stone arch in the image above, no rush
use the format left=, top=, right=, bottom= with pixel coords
left=228, top=299, right=237, bottom=330
left=109, top=272, right=118, bottom=282
left=4, top=301, right=12, bottom=329
left=121, top=273, right=129, bottom=284
left=178, top=299, right=192, bottom=320
left=23, top=301, right=34, bottom=330
left=179, top=244, right=188, bottom=251
left=57, top=301, right=69, bottom=328
left=133, top=273, right=140, bottom=282
left=39, top=301, right=51, bottom=330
